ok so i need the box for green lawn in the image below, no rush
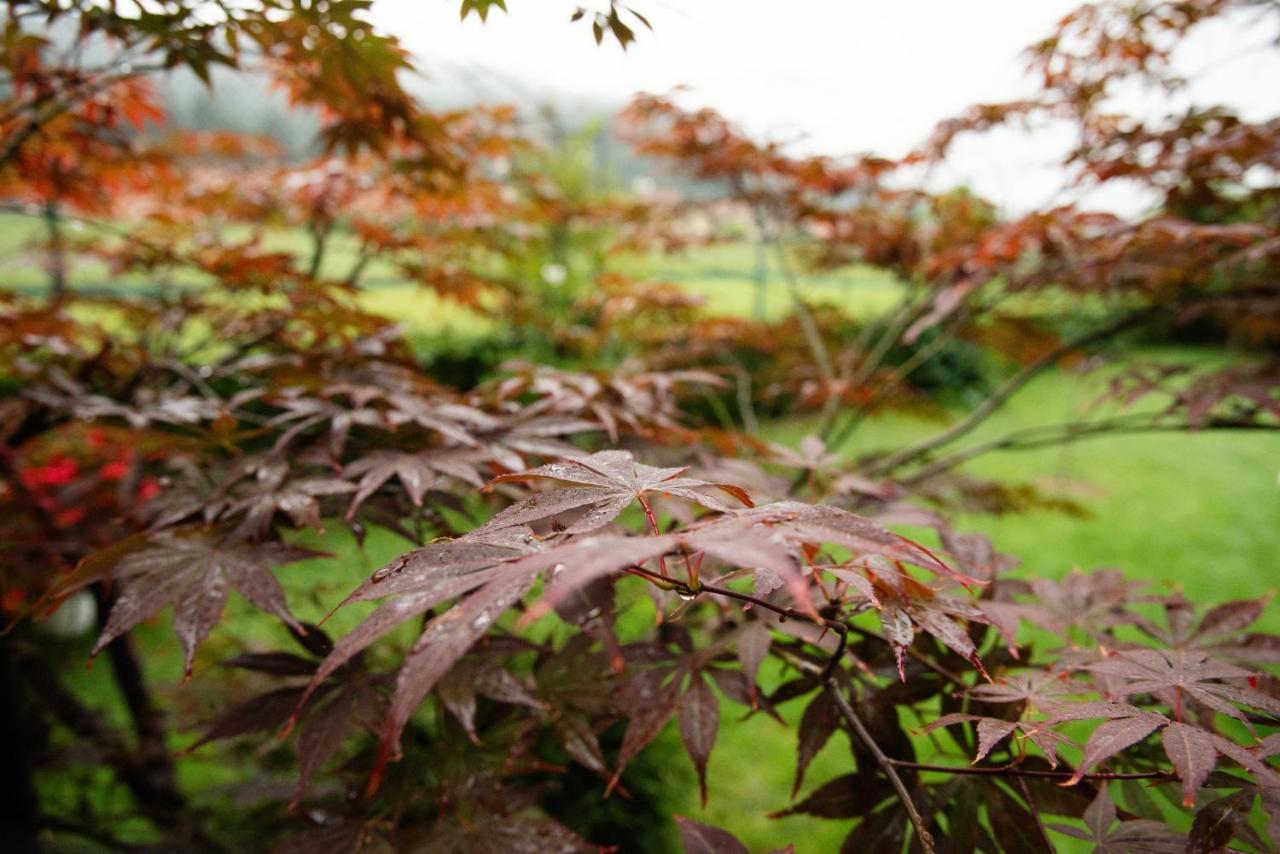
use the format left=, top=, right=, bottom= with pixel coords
left=14, top=215, right=1279, bottom=850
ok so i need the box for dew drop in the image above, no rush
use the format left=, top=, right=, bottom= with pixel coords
left=371, top=555, right=409, bottom=583
left=472, top=613, right=492, bottom=631
left=677, top=591, right=697, bottom=602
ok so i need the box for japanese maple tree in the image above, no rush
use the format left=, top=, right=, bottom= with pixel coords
left=1, top=1, right=1277, bottom=852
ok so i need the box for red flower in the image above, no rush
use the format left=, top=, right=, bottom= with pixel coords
left=137, top=477, right=162, bottom=503
left=20, top=455, right=80, bottom=489
left=100, top=460, right=130, bottom=481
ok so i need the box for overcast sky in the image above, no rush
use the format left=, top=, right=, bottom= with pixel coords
left=371, top=0, right=1280, bottom=214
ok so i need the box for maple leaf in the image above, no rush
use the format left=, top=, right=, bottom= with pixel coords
left=1162, top=722, right=1219, bottom=807
left=438, top=655, right=544, bottom=744
left=1021, top=568, right=1145, bottom=637
left=1086, top=648, right=1280, bottom=731
left=479, top=449, right=752, bottom=536
left=86, top=532, right=319, bottom=675
left=609, top=667, right=680, bottom=791
left=762, top=503, right=973, bottom=588
left=965, top=671, right=1084, bottom=709
left=342, top=448, right=483, bottom=519
left=673, top=816, right=750, bottom=854
left=920, top=712, right=1074, bottom=767
left=1186, top=788, right=1266, bottom=854
left=211, top=459, right=355, bottom=539
left=1048, top=788, right=1184, bottom=853
left=416, top=811, right=594, bottom=854
left=792, top=691, right=839, bottom=796
left=480, top=414, right=602, bottom=471
left=679, top=669, right=720, bottom=807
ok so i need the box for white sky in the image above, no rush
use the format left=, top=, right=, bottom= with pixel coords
left=371, top=0, right=1280, bottom=215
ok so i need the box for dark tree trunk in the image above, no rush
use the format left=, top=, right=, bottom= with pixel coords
left=43, top=200, right=67, bottom=302
left=0, top=637, right=42, bottom=854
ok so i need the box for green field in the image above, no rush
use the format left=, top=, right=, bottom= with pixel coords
left=12, top=216, right=1279, bottom=850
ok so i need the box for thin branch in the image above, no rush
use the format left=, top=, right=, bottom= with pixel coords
left=344, top=239, right=376, bottom=287
left=888, top=759, right=1171, bottom=782
left=826, top=681, right=937, bottom=854
left=732, top=363, right=760, bottom=434
left=306, top=221, right=330, bottom=279
left=43, top=199, right=68, bottom=301
left=741, top=195, right=836, bottom=401
left=826, top=306, right=971, bottom=451
left=1017, top=776, right=1058, bottom=850
left=864, top=309, right=1151, bottom=476
left=900, top=412, right=1275, bottom=485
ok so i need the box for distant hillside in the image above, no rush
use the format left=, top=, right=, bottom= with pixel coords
left=159, top=60, right=709, bottom=196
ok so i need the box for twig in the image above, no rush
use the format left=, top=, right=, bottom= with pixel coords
left=864, top=310, right=1151, bottom=476
left=826, top=681, right=937, bottom=854
left=900, top=412, right=1275, bottom=485
left=1017, top=776, right=1058, bottom=850
left=826, top=306, right=970, bottom=451
left=888, top=760, right=1171, bottom=782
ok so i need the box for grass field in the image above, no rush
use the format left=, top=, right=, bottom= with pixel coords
left=12, top=215, right=1279, bottom=850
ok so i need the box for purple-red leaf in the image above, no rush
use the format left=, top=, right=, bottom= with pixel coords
left=679, top=671, right=719, bottom=806
left=1066, top=714, right=1166, bottom=785
left=89, top=533, right=316, bottom=676
left=793, top=691, right=839, bottom=797
left=1162, top=722, right=1218, bottom=807
left=673, top=816, right=749, bottom=854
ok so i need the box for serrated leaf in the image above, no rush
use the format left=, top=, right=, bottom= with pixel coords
left=556, top=713, right=609, bottom=777
left=737, top=621, right=771, bottom=703
left=295, top=689, right=360, bottom=801
left=1188, top=789, right=1256, bottom=854
left=793, top=691, right=839, bottom=796
left=879, top=604, right=914, bottom=682
left=1087, top=648, right=1277, bottom=732
left=342, top=450, right=480, bottom=519
left=988, top=786, right=1053, bottom=853
left=89, top=533, right=316, bottom=675
left=484, top=450, right=751, bottom=536
left=1193, top=597, right=1268, bottom=641
left=772, top=773, right=889, bottom=819
left=1066, top=714, right=1166, bottom=785
left=674, top=816, right=749, bottom=854
left=1162, top=722, right=1219, bottom=807
left=679, top=670, right=719, bottom=806
left=190, top=685, right=311, bottom=750
left=975, top=718, right=1019, bottom=762
left=613, top=672, right=678, bottom=788
left=377, top=573, right=535, bottom=764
